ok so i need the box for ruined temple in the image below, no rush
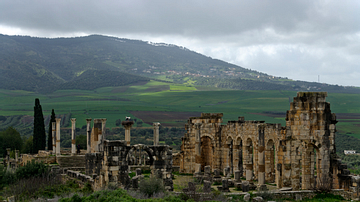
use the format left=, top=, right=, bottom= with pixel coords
left=176, top=92, right=352, bottom=190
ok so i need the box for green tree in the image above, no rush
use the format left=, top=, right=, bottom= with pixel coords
left=33, top=98, right=46, bottom=153
left=0, top=127, right=23, bottom=157
left=22, top=136, right=33, bottom=154
left=76, top=134, right=87, bottom=150
left=47, top=109, right=56, bottom=151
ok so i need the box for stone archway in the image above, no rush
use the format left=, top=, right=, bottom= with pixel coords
left=125, top=144, right=154, bottom=166
left=302, top=143, right=322, bottom=190
left=265, top=139, right=275, bottom=182
left=200, top=136, right=213, bottom=171
left=226, top=136, right=234, bottom=174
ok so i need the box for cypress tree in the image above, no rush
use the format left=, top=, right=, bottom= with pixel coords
left=33, top=98, right=46, bottom=153
left=47, top=109, right=56, bottom=151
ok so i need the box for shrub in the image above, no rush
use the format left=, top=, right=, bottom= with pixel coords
left=0, top=165, right=16, bottom=188
left=16, top=160, right=49, bottom=179
left=313, top=193, right=345, bottom=201
left=139, top=177, right=165, bottom=197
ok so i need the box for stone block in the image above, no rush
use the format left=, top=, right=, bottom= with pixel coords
left=136, top=168, right=142, bottom=176
left=234, top=170, right=241, bottom=182
left=221, top=179, right=230, bottom=192
left=228, top=179, right=234, bottom=187
left=214, top=169, right=221, bottom=178
left=242, top=181, right=249, bottom=192
left=203, top=180, right=211, bottom=193
left=204, top=165, right=211, bottom=176
left=253, top=196, right=264, bottom=202
left=132, top=177, right=138, bottom=189
left=244, top=193, right=250, bottom=201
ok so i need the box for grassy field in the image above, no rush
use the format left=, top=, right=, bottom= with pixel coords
left=0, top=80, right=360, bottom=138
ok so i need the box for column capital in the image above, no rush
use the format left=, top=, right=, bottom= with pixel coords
left=71, top=118, right=76, bottom=122
left=86, top=118, right=92, bottom=122
left=55, top=118, right=61, bottom=122
left=153, top=122, right=161, bottom=127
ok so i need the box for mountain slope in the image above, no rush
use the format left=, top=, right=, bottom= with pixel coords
left=0, top=34, right=357, bottom=93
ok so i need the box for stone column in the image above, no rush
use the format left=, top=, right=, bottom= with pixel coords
left=99, top=119, right=107, bottom=152
left=122, top=120, right=134, bottom=146
left=101, top=119, right=107, bottom=139
left=6, top=148, right=10, bottom=169
left=71, top=118, right=76, bottom=156
left=86, top=118, right=92, bottom=153
left=15, top=150, right=19, bottom=163
left=52, top=122, right=56, bottom=153
left=302, top=144, right=313, bottom=189
left=93, top=119, right=102, bottom=152
left=194, top=123, right=201, bottom=172
left=55, top=118, right=61, bottom=156
left=153, top=122, right=161, bottom=146
left=244, top=143, right=253, bottom=181
left=257, top=125, right=266, bottom=190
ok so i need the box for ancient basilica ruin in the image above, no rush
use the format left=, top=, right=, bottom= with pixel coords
left=174, top=92, right=354, bottom=191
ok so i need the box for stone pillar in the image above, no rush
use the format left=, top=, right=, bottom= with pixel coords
left=290, top=139, right=301, bottom=190
left=86, top=118, right=92, bottom=153
left=6, top=148, right=10, bottom=169
left=93, top=119, right=102, bottom=152
left=257, top=125, right=266, bottom=190
left=194, top=123, right=201, bottom=172
left=15, top=150, right=19, bottom=163
left=52, top=122, right=56, bottom=153
left=55, top=118, right=61, bottom=156
left=153, top=122, right=160, bottom=146
left=71, top=118, right=76, bottom=156
left=302, top=144, right=313, bottom=189
left=101, top=119, right=107, bottom=144
left=244, top=143, right=253, bottom=181
left=122, top=120, right=134, bottom=146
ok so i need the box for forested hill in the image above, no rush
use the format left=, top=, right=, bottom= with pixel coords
left=0, top=34, right=358, bottom=93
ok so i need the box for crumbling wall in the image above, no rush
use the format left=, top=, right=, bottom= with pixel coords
left=178, top=92, right=352, bottom=191
left=85, top=140, right=174, bottom=190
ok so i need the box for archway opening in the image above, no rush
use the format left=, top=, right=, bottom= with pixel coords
left=245, top=138, right=253, bottom=181
left=226, top=137, right=234, bottom=174
left=200, top=136, right=213, bottom=171
left=265, top=139, right=275, bottom=183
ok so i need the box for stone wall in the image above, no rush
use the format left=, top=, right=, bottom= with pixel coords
left=177, top=92, right=353, bottom=191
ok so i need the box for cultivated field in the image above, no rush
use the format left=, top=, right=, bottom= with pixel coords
left=0, top=80, right=359, bottom=139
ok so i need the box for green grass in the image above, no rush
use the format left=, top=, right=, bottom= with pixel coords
left=1, top=80, right=360, bottom=138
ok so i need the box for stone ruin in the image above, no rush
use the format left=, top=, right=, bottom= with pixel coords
left=174, top=92, right=357, bottom=193
left=85, top=140, right=173, bottom=190
left=62, top=118, right=173, bottom=190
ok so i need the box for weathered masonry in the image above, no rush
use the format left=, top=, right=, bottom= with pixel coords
left=176, top=92, right=352, bottom=190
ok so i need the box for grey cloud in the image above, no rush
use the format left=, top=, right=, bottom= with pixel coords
left=0, top=0, right=359, bottom=86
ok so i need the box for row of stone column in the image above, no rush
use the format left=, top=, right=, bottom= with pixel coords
left=122, top=120, right=161, bottom=146
left=51, top=118, right=162, bottom=155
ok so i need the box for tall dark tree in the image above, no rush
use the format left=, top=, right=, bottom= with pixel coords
left=33, top=98, right=46, bottom=153
left=47, top=109, right=56, bottom=151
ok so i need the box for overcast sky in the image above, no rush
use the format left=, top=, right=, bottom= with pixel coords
left=1, top=0, right=359, bottom=86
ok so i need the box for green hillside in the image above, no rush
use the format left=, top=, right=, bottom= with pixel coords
left=1, top=34, right=358, bottom=94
